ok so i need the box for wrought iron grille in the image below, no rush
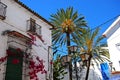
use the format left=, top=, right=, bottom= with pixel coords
left=27, top=20, right=41, bottom=35
left=0, top=2, right=7, bottom=20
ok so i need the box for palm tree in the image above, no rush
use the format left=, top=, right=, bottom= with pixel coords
left=50, top=7, right=87, bottom=46
left=50, top=7, right=87, bottom=80
left=74, top=27, right=110, bottom=80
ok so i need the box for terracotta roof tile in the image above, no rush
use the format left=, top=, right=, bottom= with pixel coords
left=14, top=0, right=54, bottom=28
left=112, top=71, right=120, bottom=75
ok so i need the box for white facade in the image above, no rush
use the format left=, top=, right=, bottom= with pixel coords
left=63, top=61, right=103, bottom=80
left=0, top=0, right=53, bottom=80
left=103, top=16, right=120, bottom=71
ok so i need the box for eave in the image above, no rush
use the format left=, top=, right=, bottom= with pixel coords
left=14, top=0, right=55, bottom=29
left=102, top=16, right=120, bottom=38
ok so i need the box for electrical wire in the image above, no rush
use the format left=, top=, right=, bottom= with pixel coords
left=1, top=14, right=120, bottom=55
left=89, top=15, right=120, bottom=32
left=52, top=15, right=120, bottom=55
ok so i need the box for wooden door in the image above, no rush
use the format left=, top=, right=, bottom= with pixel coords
left=5, top=47, right=23, bottom=80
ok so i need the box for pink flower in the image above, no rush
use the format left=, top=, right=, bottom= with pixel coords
left=50, top=61, right=53, bottom=65
left=12, top=59, right=19, bottom=64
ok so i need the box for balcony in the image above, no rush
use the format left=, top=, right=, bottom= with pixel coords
left=0, top=2, right=7, bottom=20
left=27, top=19, right=41, bottom=35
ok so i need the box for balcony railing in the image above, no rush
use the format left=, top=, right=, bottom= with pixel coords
left=0, top=2, right=7, bottom=20
left=27, top=20, right=41, bottom=35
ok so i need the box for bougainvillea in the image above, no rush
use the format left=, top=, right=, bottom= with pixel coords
left=0, top=47, right=47, bottom=80
left=27, top=55, right=47, bottom=80
left=27, top=33, right=36, bottom=45
left=50, top=61, right=53, bottom=65
left=27, top=32, right=47, bottom=80
left=27, top=32, right=45, bottom=44
left=0, top=56, right=7, bottom=63
left=12, top=58, right=20, bottom=64
left=0, top=32, right=47, bottom=80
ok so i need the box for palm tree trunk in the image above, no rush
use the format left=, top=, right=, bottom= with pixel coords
left=85, top=54, right=92, bottom=80
left=66, top=33, right=72, bottom=80
left=67, top=33, right=70, bottom=53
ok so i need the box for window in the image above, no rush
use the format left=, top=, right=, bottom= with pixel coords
left=0, top=2, right=7, bottom=20
left=27, top=18, right=41, bottom=35
left=116, top=42, right=120, bottom=51
left=29, top=18, right=36, bottom=32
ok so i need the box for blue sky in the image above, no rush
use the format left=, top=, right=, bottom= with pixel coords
left=20, top=0, right=120, bottom=56
left=20, top=0, right=120, bottom=33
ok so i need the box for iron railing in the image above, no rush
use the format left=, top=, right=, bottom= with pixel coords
left=0, top=2, right=7, bottom=20
left=27, top=20, right=41, bottom=35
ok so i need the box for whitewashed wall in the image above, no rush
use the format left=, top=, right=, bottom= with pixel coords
left=103, top=16, right=120, bottom=71
left=0, top=0, right=52, bottom=80
left=63, top=61, right=103, bottom=80
left=107, top=25, right=120, bottom=71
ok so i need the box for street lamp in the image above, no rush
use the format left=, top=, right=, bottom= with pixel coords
left=61, top=55, right=71, bottom=66
left=61, top=46, right=90, bottom=80
left=69, top=46, right=78, bottom=53
left=69, top=46, right=79, bottom=80
left=79, top=52, right=91, bottom=80
left=61, top=46, right=79, bottom=66
left=61, top=54, right=73, bottom=80
left=80, top=53, right=90, bottom=66
left=61, top=46, right=78, bottom=80
left=69, top=46, right=90, bottom=80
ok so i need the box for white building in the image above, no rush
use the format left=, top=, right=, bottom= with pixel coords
left=103, top=16, right=120, bottom=79
left=0, top=0, right=53, bottom=80
left=103, top=16, right=120, bottom=71
left=61, top=55, right=103, bottom=80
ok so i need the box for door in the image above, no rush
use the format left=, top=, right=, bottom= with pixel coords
left=5, top=47, right=23, bottom=80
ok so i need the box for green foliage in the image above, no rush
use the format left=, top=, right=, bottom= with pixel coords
left=50, top=7, right=87, bottom=46
left=74, top=27, right=110, bottom=65
left=53, top=55, right=67, bottom=80
left=72, top=27, right=111, bottom=80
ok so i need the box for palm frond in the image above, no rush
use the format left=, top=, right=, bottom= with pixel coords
left=51, top=7, right=87, bottom=47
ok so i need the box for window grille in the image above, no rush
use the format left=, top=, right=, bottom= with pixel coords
left=0, top=2, right=7, bottom=20
left=27, top=18, right=41, bottom=35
